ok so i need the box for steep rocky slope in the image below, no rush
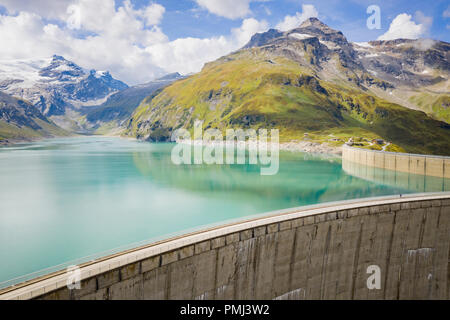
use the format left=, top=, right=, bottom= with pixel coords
left=82, top=73, right=184, bottom=134
left=0, top=92, right=68, bottom=144
left=125, top=18, right=450, bottom=156
left=353, top=39, right=449, bottom=123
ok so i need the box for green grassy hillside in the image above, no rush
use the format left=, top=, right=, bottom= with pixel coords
left=409, top=93, right=450, bottom=124
left=125, top=49, right=450, bottom=156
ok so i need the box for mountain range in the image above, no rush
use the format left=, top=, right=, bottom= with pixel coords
left=81, top=72, right=184, bottom=134
left=125, top=18, right=450, bottom=155
left=0, top=18, right=449, bottom=155
left=0, top=91, right=68, bottom=144
left=0, top=55, right=183, bottom=136
left=0, top=55, right=128, bottom=115
left=0, top=55, right=128, bottom=132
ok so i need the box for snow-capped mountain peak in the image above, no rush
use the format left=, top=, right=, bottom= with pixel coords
left=92, top=70, right=110, bottom=78
left=0, top=55, right=128, bottom=117
left=39, top=55, right=85, bottom=81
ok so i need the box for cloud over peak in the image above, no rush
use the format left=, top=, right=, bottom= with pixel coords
left=275, top=4, right=318, bottom=32
left=195, top=0, right=253, bottom=19
left=0, top=0, right=270, bottom=84
left=194, top=0, right=271, bottom=20
left=378, top=12, right=432, bottom=41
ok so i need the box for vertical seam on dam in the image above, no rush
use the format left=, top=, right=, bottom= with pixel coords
left=271, top=231, right=280, bottom=298
left=165, top=264, right=171, bottom=300
left=383, top=211, right=396, bottom=299
left=287, top=227, right=298, bottom=294
left=251, top=238, right=258, bottom=299
left=320, top=224, right=332, bottom=299
left=351, top=221, right=363, bottom=300
left=213, top=247, right=219, bottom=300
left=446, top=206, right=450, bottom=300
left=412, top=212, right=427, bottom=298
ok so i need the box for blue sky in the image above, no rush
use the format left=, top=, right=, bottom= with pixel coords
left=0, top=0, right=448, bottom=84
left=122, top=0, right=450, bottom=42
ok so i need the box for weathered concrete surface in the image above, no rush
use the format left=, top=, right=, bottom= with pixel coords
left=27, top=196, right=450, bottom=300
left=342, top=145, right=450, bottom=179
left=342, top=147, right=450, bottom=193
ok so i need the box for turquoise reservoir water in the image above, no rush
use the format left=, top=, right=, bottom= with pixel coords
left=0, top=137, right=445, bottom=286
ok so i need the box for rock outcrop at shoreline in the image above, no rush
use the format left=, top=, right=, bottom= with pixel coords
left=177, top=139, right=342, bottom=156
left=279, top=141, right=342, bottom=155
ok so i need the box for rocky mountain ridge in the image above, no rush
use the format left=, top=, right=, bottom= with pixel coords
left=0, top=91, right=68, bottom=144
left=243, top=18, right=449, bottom=122
left=0, top=55, right=128, bottom=118
left=81, top=73, right=185, bottom=134
left=124, top=18, right=450, bottom=156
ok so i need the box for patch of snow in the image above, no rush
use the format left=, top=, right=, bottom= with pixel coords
left=319, top=40, right=338, bottom=49
left=52, top=64, right=75, bottom=73
left=364, top=53, right=379, bottom=58
left=289, top=33, right=313, bottom=40
left=95, top=70, right=108, bottom=78
left=0, top=57, right=52, bottom=89
left=354, top=42, right=373, bottom=48
left=69, top=93, right=115, bottom=108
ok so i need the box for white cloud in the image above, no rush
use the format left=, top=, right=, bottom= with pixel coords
left=0, top=0, right=73, bottom=19
left=195, top=0, right=269, bottom=19
left=410, top=38, right=437, bottom=51
left=145, top=36, right=231, bottom=76
left=195, top=0, right=252, bottom=19
left=275, top=4, right=318, bottom=31
left=70, top=0, right=166, bottom=42
left=0, top=12, right=62, bottom=58
left=414, top=11, right=433, bottom=31
left=146, top=18, right=268, bottom=75
left=0, top=0, right=268, bottom=84
left=377, top=13, right=432, bottom=41
left=141, top=3, right=165, bottom=26
left=231, top=18, right=269, bottom=46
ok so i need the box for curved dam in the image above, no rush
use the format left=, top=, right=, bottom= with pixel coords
left=1, top=192, right=449, bottom=300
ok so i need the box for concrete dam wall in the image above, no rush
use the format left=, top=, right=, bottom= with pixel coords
left=342, top=145, right=450, bottom=179
left=1, top=193, right=449, bottom=300
left=342, top=157, right=450, bottom=194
